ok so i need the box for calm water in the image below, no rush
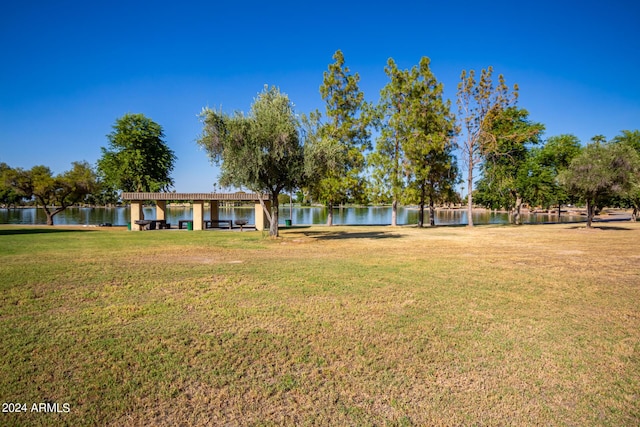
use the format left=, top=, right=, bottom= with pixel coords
left=0, top=206, right=586, bottom=226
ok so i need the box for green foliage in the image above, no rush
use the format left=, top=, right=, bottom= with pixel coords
left=197, top=85, right=304, bottom=236
left=370, top=58, right=412, bottom=221
left=400, top=58, right=458, bottom=226
left=474, top=107, right=544, bottom=223
left=304, top=50, right=372, bottom=224
left=611, top=130, right=640, bottom=220
left=4, top=162, right=98, bottom=225
left=370, top=57, right=458, bottom=226
left=97, top=113, right=176, bottom=193
left=519, top=134, right=582, bottom=213
left=0, top=163, right=24, bottom=207
left=559, top=140, right=640, bottom=227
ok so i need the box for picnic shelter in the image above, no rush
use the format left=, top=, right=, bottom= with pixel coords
left=122, top=192, right=271, bottom=231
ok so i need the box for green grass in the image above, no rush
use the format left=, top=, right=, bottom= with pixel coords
left=1, top=223, right=639, bottom=425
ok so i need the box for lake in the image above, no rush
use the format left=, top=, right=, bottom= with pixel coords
left=0, top=206, right=588, bottom=226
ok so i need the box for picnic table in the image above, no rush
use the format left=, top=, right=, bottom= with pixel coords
left=135, top=219, right=169, bottom=230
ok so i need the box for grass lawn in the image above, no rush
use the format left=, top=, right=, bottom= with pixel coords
left=1, top=223, right=639, bottom=426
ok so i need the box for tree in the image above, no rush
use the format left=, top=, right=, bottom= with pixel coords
left=0, top=163, right=23, bottom=207
left=401, top=58, right=458, bottom=227
left=521, top=134, right=582, bottom=221
left=559, top=139, right=639, bottom=228
left=305, top=50, right=371, bottom=226
left=5, top=162, right=98, bottom=225
left=97, top=113, right=176, bottom=194
left=197, top=85, right=304, bottom=237
left=370, top=58, right=411, bottom=226
left=475, top=107, right=544, bottom=224
left=457, top=67, right=518, bottom=226
left=611, top=130, right=640, bottom=220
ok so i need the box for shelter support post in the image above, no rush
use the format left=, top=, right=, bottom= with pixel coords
left=156, top=200, right=166, bottom=221
left=255, top=200, right=271, bottom=231
left=131, top=202, right=143, bottom=231
left=193, top=200, right=204, bottom=230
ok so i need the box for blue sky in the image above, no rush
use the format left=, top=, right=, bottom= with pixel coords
left=1, top=0, right=639, bottom=192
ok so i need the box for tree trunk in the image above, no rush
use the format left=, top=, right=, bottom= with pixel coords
left=327, top=202, right=333, bottom=226
left=43, top=205, right=66, bottom=226
left=41, top=203, right=55, bottom=226
left=391, top=198, right=397, bottom=227
left=632, top=206, right=637, bottom=222
left=586, top=199, right=594, bottom=228
left=467, top=164, right=474, bottom=227
left=270, top=200, right=279, bottom=237
left=418, top=186, right=426, bottom=228
left=557, top=203, right=562, bottom=223
left=429, top=197, right=435, bottom=227
left=513, top=193, right=522, bottom=225
left=256, top=192, right=275, bottom=236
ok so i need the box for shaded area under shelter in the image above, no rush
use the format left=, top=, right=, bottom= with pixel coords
left=122, top=192, right=271, bottom=231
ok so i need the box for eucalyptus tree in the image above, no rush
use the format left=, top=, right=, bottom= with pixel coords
left=97, top=113, right=176, bottom=193
left=5, top=162, right=98, bottom=225
left=475, top=107, right=544, bottom=224
left=305, top=50, right=371, bottom=226
left=197, top=85, right=304, bottom=237
left=559, top=138, right=639, bottom=228
left=456, top=67, right=518, bottom=226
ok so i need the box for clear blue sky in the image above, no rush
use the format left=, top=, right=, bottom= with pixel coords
left=1, top=0, right=639, bottom=192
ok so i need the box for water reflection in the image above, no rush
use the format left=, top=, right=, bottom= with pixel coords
left=0, top=206, right=587, bottom=226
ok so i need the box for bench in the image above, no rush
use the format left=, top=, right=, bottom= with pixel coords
left=135, top=219, right=168, bottom=230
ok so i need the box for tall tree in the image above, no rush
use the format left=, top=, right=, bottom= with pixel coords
left=457, top=67, right=518, bottom=226
left=197, top=85, right=304, bottom=237
left=306, top=50, right=371, bottom=226
left=97, top=113, right=176, bottom=193
left=5, top=162, right=98, bottom=225
left=475, top=107, right=544, bottom=224
left=402, top=58, right=458, bottom=227
left=370, top=58, right=412, bottom=226
left=559, top=139, right=639, bottom=228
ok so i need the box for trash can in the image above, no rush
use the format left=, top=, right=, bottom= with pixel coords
left=285, top=219, right=292, bottom=227
left=187, top=221, right=193, bottom=231
left=127, top=222, right=131, bottom=230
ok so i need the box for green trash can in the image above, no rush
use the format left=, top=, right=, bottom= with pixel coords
left=187, top=221, right=193, bottom=231
left=285, top=219, right=292, bottom=227
left=127, top=222, right=131, bottom=230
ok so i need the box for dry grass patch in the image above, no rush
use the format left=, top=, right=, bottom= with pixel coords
left=0, top=223, right=639, bottom=425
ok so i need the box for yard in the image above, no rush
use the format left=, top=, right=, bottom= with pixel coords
left=1, top=223, right=639, bottom=425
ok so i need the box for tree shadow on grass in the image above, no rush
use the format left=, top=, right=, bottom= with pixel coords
left=0, top=228, right=97, bottom=236
left=567, top=225, right=633, bottom=231
left=294, top=230, right=403, bottom=240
